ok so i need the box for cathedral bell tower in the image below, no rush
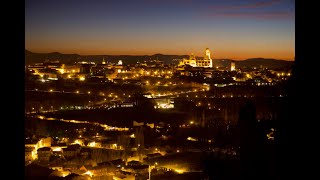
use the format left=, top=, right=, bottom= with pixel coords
left=205, top=48, right=211, bottom=60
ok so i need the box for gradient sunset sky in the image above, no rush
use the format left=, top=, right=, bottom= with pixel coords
left=25, top=0, right=295, bottom=60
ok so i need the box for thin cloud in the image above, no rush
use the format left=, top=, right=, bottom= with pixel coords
left=205, top=0, right=294, bottom=20
left=209, top=0, right=282, bottom=10
left=206, top=11, right=294, bottom=20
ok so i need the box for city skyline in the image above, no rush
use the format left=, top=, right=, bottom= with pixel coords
left=25, top=0, right=295, bottom=60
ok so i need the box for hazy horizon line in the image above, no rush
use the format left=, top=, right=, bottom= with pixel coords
left=25, top=49, right=294, bottom=61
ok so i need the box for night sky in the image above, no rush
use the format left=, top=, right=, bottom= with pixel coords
left=25, top=0, right=295, bottom=60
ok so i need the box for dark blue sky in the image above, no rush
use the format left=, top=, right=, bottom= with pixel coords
left=25, top=0, right=295, bottom=60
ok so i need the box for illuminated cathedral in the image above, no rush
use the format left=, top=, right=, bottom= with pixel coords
left=179, top=48, right=213, bottom=68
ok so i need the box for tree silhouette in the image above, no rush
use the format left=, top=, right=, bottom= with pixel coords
left=238, top=100, right=274, bottom=179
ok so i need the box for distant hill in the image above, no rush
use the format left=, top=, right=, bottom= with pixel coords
left=25, top=50, right=293, bottom=69
left=212, top=58, right=293, bottom=70
left=236, top=58, right=293, bottom=70
left=25, top=50, right=189, bottom=65
left=25, top=50, right=82, bottom=65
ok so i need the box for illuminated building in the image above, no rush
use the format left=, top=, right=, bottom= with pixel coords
left=38, top=137, right=52, bottom=148
left=63, top=65, right=81, bottom=73
left=154, top=98, right=174, bottom=109
left=102, top=58, right=106, bottom=64
left=179, top=48, right=213, bottom=68
left=37, top=147, right=52, bottom=162
left=25, top=147, right=37, bottom=162
left=62, top=144, right=81, bottom=159
left=231, top=61, right=235, bottom=71
left=35, top=70, right=59, bottom=80
left=43, top=60, right=61, bottom=69
left=119, top=101, right=134, bottom=107
left=80, top=148, right=90, bottom=158
left=27, top=63, right=45, bottom=73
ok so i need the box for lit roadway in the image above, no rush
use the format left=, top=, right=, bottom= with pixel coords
left=25, top=86, right=213, bottom=113
left=28, top=114, right=129, bottom=132
left=26, top=89, right=87, bottom=95
left=25, top=86, right=210, bottom=102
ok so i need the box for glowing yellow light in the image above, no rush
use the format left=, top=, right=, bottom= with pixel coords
left=79, top=76, right=85, bottom=81
left=174, top=168, right=186, bottom=174
left=187, top=137, right=197, bottom=141
left=74, top=140, right=81, bottom=145
left=50, top=89, right=53, bottom=92
left=31, top=150, right=37, bottom=160
left=83, top=171, right=93, bottom=177
left=190, top=121, right=194, bottom=124
left=68, top=75, right=71, bottom=78
left=130, top=134, right=135, bottom=138
left=88, top=91, right=90, bottom=94
left=52, top=147, right=62, bottom=151
left=88, top=142, right=96, bottom=147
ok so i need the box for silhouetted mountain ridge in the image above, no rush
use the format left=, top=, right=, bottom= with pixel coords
left=25, top=50, right=293, bottom=69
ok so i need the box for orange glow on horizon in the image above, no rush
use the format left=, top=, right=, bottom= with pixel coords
left=26, top=48, right=294, bottom=61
